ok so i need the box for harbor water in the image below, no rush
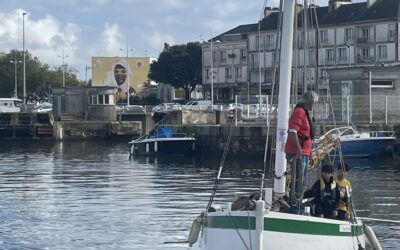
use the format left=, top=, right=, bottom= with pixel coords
left=0, top=140, right=399, bottom=249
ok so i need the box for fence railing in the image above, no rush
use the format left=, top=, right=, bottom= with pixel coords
left=234, top=95, right=400, bottom=125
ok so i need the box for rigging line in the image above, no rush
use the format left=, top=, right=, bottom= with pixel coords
left=205, top=124, right=234, bottom=212
left=228, top=210, right=250, bottom=250
left=309, top=0, right=337, bottom=126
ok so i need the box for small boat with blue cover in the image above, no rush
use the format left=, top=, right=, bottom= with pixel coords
left=128, top=127, right=195, bottom=156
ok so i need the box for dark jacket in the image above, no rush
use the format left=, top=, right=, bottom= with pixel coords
left=304, top=177, right=339, bottom=218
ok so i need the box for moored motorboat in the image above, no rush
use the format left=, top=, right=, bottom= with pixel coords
left=129, top=127, right=195, bottom=156
left=317, top=126, right=395, bottom=157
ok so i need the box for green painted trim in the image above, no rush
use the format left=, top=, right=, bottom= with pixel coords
left=204, top=215, right=364, bottom=237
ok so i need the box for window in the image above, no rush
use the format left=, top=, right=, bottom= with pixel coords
left=205, top=69, right=210, bottom=80
left=250, top=54, right=259, bottom=69
left=258, top=35, right=264, bottom=50
left=266, top=34, right=274, bottom=48
left=378, top=45, right=387, bottom=59
left=91, top=96, right=98, bottom=105
left=90, top=95, right=113, bottom=105
left=212, top=51, right=216, bottom=63
left=338, top=48, right=347, bottom=61
left=345, top=28, right=353, bottom=42
left=359, top=27, right=370, bottom=42
left=235, top=67, right=242, bottom=78
left=361, top=47, right=370, bottom=58
left=240, top=49, right=247, bottom=61
left=320, top=30, right=328, bottom=43
left=308, top=50, right=315, bottom=65
left=99, top=95, right=104, bottom=104
left=220, top=51, right=227, bottom=63
left=371, top=80, right=393, bottom=88
left=225, top=68, right=232, bottom=79
left=325, top=49, right=335, bottom=62
left=388, top=24, right=395, bottom=41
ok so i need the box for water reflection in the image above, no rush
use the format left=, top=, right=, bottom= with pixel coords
left=0, top=141, right=398, bottom=249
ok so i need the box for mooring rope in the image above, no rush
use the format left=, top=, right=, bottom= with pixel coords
left=205, top=124, right=235, bottom=212
left=356, top=217, right=400, bottom=224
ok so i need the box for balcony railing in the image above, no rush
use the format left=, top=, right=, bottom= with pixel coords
left=357, top=37, right=371, bottom=43
left=356, top=55, right=374, bottom=63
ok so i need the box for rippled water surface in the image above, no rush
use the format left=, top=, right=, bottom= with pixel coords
left=0, top=140, right=399, bottom=249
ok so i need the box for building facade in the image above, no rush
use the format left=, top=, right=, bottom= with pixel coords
left=202, top=0, right=400, bottom=103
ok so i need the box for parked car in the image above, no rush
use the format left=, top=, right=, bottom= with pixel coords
left=225, top=103, right=245, bottom=111
left=184, top=100, right=213, bottom=110
left=34, top=102, right=53, bottom=113
left=151, top=103, right=181, bottom=113
left=116, top=104, right=145, bottom=113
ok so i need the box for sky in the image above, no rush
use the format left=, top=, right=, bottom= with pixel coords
left=0, top=0, right=363, bottom=80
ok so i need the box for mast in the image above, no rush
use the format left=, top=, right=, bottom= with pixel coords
left=273, top=0, right=296, bottom=194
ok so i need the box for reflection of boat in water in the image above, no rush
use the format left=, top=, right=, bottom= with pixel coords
left=187, top=1, right=380, bottom=249
left=129, top=127, right=195, bottom=156
left=317, top=126, right=395, bottom=157
left=392, top=139, right=400, bottom=160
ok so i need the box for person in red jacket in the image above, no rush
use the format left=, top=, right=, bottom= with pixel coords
left=285, top=91, right=318, bottom=214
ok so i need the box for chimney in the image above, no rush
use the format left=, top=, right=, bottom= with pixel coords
left=367, top=0, right=378, bottom=7
left=264, top=6, right=279, bottom=18
left=328, top=0, right=352, bottom=12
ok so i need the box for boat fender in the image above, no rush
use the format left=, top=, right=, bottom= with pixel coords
left=364, top=224, right=382, bottom=250
left=188, top=213, right=204, bottom=247
left=192, top=142, right=195, bottom=152
left=146, top=143, right=149, bottom=153
left=154, top=141, right=158, bottom=152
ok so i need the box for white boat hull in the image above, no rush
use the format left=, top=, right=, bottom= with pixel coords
left=201, top=211, right=365, bottom=250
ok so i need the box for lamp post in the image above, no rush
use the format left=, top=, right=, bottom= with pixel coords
left=22, top=12, right=27, bottom=110
left=85, top=65, right=91, bottom=86
left=120, top=42, right=135, bottom=107
left=10, top=54, right=22, bottom=98
left=209, top=39, right=220, bottom=106
left=57, top=47, right=69, bottom=87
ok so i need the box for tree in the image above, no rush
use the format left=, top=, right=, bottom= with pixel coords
left=149, top=42, right=202, bottom=100
left=0, top=50, right=85, bottom=100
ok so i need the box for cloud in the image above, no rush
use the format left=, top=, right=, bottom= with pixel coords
left=0, top=9, right=81, bottom=69
left=145, top=31, right=175, bottom=55
left=98, top=23, right=125, bottom=56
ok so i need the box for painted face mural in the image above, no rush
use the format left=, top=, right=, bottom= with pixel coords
left=114, top=64, right=127, bottom=86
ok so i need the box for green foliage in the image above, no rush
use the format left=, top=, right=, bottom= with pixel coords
left=149, top=42, right=202, bottom=100
left=0, top=50, right=85, bottom=100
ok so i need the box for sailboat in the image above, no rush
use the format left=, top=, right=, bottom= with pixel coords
left=188, top=1, right=380, bottom=249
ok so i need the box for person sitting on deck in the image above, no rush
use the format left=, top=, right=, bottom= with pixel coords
left=303, top=164, right=339, bottom=219
left=336, top=163, right=352, bottom=220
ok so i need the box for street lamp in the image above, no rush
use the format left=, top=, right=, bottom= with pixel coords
left=57, top=47, right=69, bottom=87
left=10, top=54, right=22, bottom=98
left=209, top=39, right=220, bottom=106
left=120, top=41, right=135, bottom=107
left=22, top=12, right=27, bottom=110
left=85, top=65, right=91, bottom=86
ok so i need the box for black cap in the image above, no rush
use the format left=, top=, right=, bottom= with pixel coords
left=337, top=163, right=351, bottom=172
left=321, top=164, right=334, bottom=173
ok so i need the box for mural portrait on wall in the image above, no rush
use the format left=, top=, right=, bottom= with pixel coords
left=106, top=58, right=136, bottom=103
left=92, top=57, right=150, bottom=103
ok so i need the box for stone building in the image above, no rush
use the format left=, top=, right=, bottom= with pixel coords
left=202, top=0, right=400, bottom=110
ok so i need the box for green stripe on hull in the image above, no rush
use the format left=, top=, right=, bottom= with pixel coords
left=205, top=215, right=364, bottom=237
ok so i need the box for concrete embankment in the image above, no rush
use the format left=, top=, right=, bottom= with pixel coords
left=164, top=123, right=400, bottom=157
